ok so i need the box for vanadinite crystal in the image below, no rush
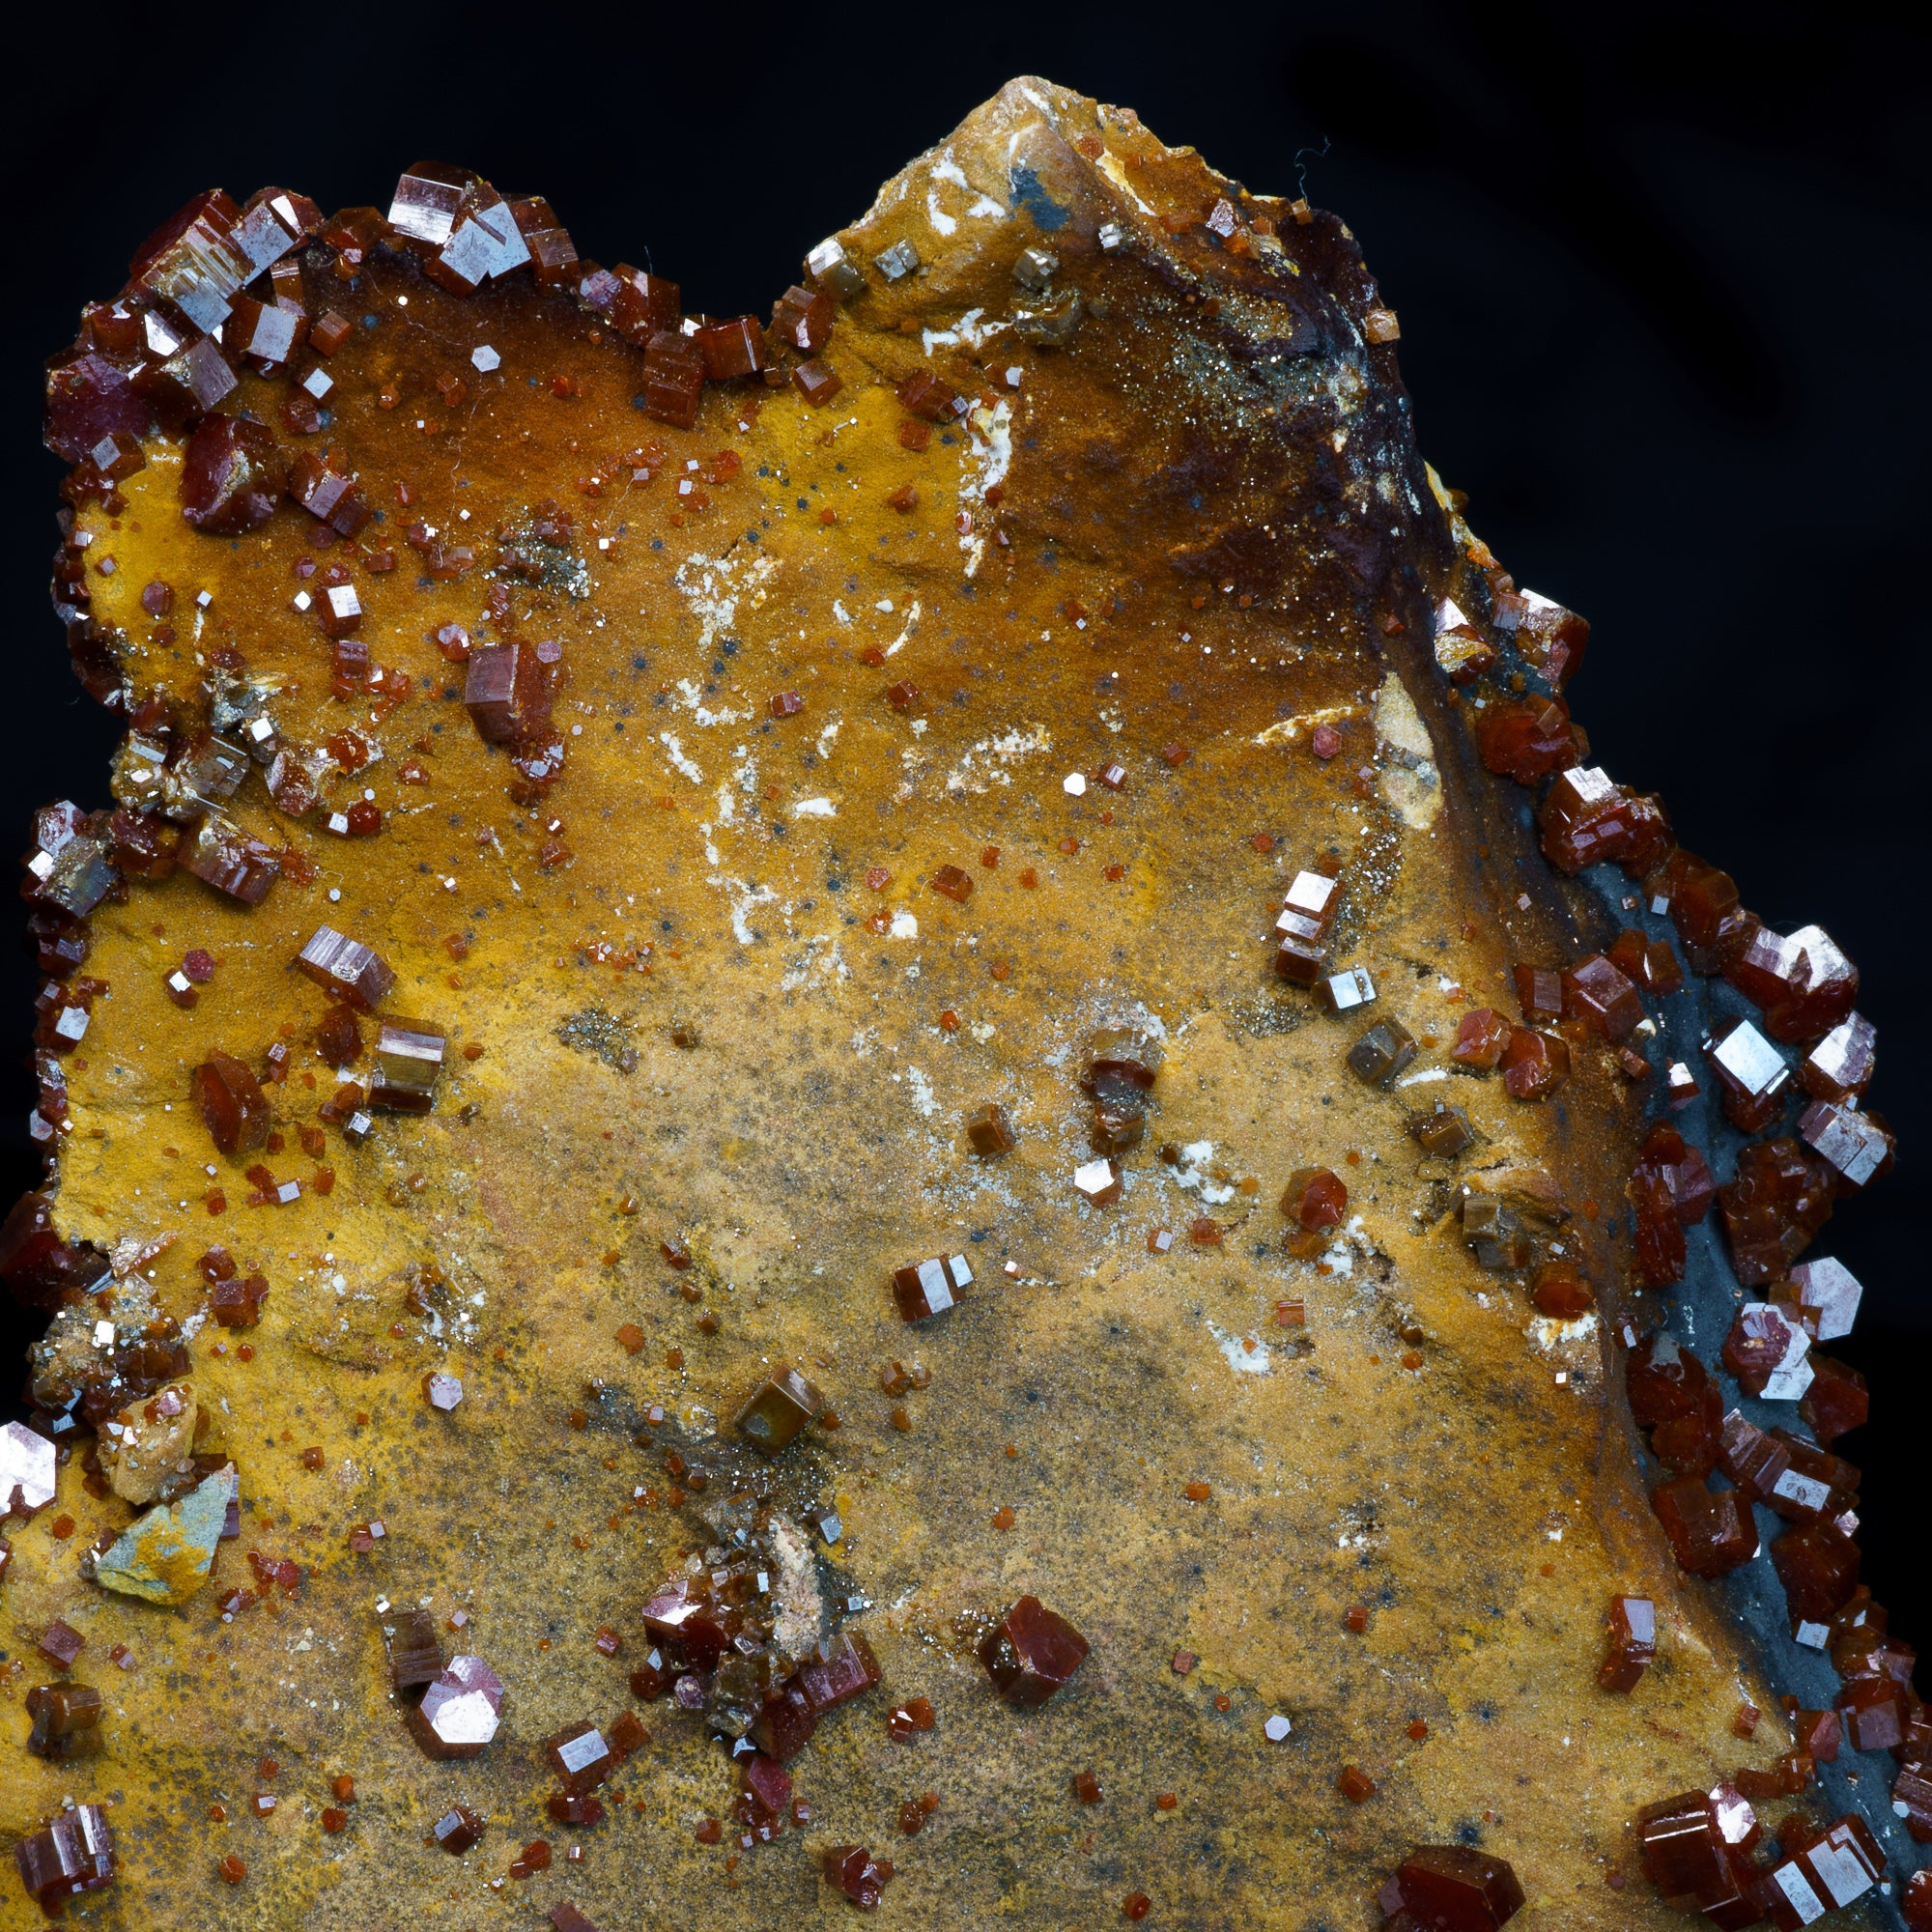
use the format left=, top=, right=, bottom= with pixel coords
left=10, top=75, right=1906, bottom=1932
left=979, top=1597, right=1090, bottom=1709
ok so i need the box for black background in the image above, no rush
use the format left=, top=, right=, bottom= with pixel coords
left=0, top=4, right=1925, bottom=1625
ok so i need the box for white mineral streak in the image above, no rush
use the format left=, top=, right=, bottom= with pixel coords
left=883, top=600, right=922, bottom=658
left=958, top=399, right=1012, bottom=577
left=1253, top=704, right=1363, bottom=748
left=659, top=733, right=702, bottom=784
left=1373, top=672, right=1442, bottom=827
left=943, top=724, right=1051, bottom=796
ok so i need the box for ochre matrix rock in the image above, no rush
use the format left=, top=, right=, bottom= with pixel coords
left=2, top=74, right=1913, bottom=1932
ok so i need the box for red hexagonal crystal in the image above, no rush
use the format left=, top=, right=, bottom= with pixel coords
left=1798, top=1097, right=1894, bottom=1193
left=1720, top=1303, right=1812, bottom=1400
left=181, top=413, right=286, bottom=535
left=1651, top=1478, right=1758, bottom=1578
left=1797, top=1353, right=1867, bottom=1444
left=798, top=1632, right=882, bottom=1715
left=1500, top=1027, right=1568, bottom=1100
left=406, top=1655, right=504, bottom=1760
left=979, top=1597, right=1089, bottom=1710
left=1772, top=1522, right=1861, bottom=1625
left=1562, top=954, right=1642, bottom=1039
left=1388, top=1844, right=1524, bottom=1929
left=1539, top=767, right=1670, bottom=876
left=1281, top=1167, right=1348, bottom=1232
left=191, top=1051, right=270, bottom=1157
left=1800, top=1013, right=1875, bottom=1104
left=14, top=1804, right=115, bottom=1914
left=546, top=1720, right=613, bottom=1795
left=1719, top=1138, right=1834, bottom=1287
left=1473, top=694, right=1584, bottom=782
left=1597, top=1595, right=1656, bottom=1692
left=822, top=1845, right=894, bottom=1910
left=1451, top=1008, right=1509, bottom=1070
left=1727, top=923, right=1858, bottom=1045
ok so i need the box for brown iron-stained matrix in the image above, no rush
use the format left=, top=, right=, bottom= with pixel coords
left=2, top=73, right=1921, bottom=1932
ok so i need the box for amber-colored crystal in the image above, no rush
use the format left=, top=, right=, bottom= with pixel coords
left=793, top=359, right=843, bottom=406
left=1719, top=1138, right=1834, bottom=1286
left=370, top=1020, right=445, bottom=1114
left=966, top=1102, right=1016, bottom=1155
left=694, top=317, right=772, bottom=382
left=1407, top=1104, right=1474, bottom=1158
left=1500, top=1027, right=1568, bottom=1101
left=642, top=330, right=705, bottom=430
left=14, top=1804, right=115, bottom=1913
left=1651, top=1478, right=1758, bottom=1578
left=1561, top=954, right=1642, bottom=1039
left=296, top=925, right=395, bottom=1010
left=772, top=283, right=836, bottom=354
left=1530, top=1261, right=1592, bottom=1320
left=732, top=1364, right=823, bottom=1455
left=1799, top=1012, right=1875, bottom=1103
left=1727, top=923, right=1858, bottom=1045
left=1451, top=1008, right=1509, bottom=1069
left=1597, top=1595, right=1656, bottom=1692
left=1720, top=1303, right=1812, bottom=1400
left=465, top=640, right=549, bottom=747
left=1797, top=1096, right=1893, bottom=1191
left=1473, top=694, right=1584, bottom=781
left=1512, top=964, right=1562, bottom=1022
left=26, top=1681, right=103, bottom=1757
left=1281, top=1167, right=1347, bottom=1232
left=823, top=1846, right=895, bottom=1909
left=389, top=1607, right=443, bottom=1692
left=1607, top=927, right=1684, bottom=997
left=1540, top=767, right=1670, bottom=876
left=1777, top=1257, right=1863, bottom=1342
left=547, top=1720, right=614, bottom=1796
left=892, top=1254, right=971, bottom=1321
left=979, top=1596, right=1090, bottom=1709
left=1772, top=1521, right=1860, bottom=1625
left=433, top=1804, right=483, bottom=1854
left=406, top=1654, right=504, bottom=1760
left=1460, top=1195, right=1531, bottom=1271
left=1274, top=867, right=1341, bottom=983
left=191, top=1050, right=270, bottom=1156
left=210, top=1271, right=269, bottom=1328
left=1797, top=1353, right=1866, bottom=1443
left=1347, top=1019, right=1417, bottom=1087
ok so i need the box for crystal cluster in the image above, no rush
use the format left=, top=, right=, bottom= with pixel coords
left=14, top=1805, right=115, bottom=1915
left=1272, top=867, right=1341, bottom=983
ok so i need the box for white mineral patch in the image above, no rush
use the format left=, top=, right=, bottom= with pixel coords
left=1207, top=1322, right=1271, bottom=1374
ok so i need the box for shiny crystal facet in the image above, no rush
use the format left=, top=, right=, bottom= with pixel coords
left=407, top=1655, right=503, bottom=1759
left=979, top=1596, right=1090, bottom=1710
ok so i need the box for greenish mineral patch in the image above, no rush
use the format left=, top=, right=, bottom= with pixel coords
left=94, top=1464, right=236, bottom=1606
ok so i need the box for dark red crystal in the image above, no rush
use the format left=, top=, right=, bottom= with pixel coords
left=181, top=413, right=286, bottom=534
left=1719, top=1138, right=1834, bottom=1286
left=1473, top=694, right=1584, bottom=781
left=1499, top=1027, right=1568, bottom=1100
left=1798, top=1353, right=1867, bottom=1443
left=191, top=1051, right=270, bottom=1156
left=1562, top=954, right=1642, bottom=1039
left=14, top=1804, right=114, bottom=1913
left=979, top=1596, right=1090, bottom=1710
left=1597, top=1595, right=1656, bottom=1692
left=1772, top=1521, right=1861, bottom=1624
left=1651, top=1478, right=1758, bottom=1578
left=546, top=1720, right=614, bottom=1795
left=1389, top=1844, right=1525, bottom=1929
left=823, top=1845, right=895, bottom=1910
left=1451, top=1008, right=1509, bottom=1069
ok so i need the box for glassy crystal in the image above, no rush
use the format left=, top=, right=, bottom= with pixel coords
left=1778, top=1258, right=1862, bottom=1343
left=287, top=449, right=370, bottom=536
left=182, top=813, right=279, bottom=903
left=1540, top=766, right=1670, bottom=876
left=1772, top=1521, right=1861, bottom=1624
left=1500, top=1027, right=1568, bottom=1100
left=1598, top=1595, right=1656, bottom=1692
left=642, top=330, right=705, bottom=430
left=1318, top=966, right=1376, bottom=1012
left=1474, top=694, right=1584, bottom=781
left=1348, top=1019, right=1417, bottom=1086
left=1562, top=955, right=1642, bottom=1039
left=547, top=1721, right=614, bottom=1795
left=1389, top=1845, right=1525, bottom=1929
left=1721, top=1304, right=1813, bottom=1401
left=1799, top=1013, right=1875, bottom=1104
left=433, top=1804, right=483, bottom=1854
left=191, top=1051, right=270, bottom=1155
left=892, top=1254, right=971, bottom=1321
left=979, top=1596, right=1089, bottom=1709
left=1719, top=1138, right=1834, bottom=1286
left=14, top=1804, right=114, bottom=1914
left=1706, top=1016, right=1790, bottom=1132
left=1651, top=1478, right=1759, bottom=1577
left=1451, top=1008, right=1509, bottom=1069
left=1408, top=1104, right=1475, bottom=1157
left=407, top=1655, right=504, bottom=1760
left=180, top=413, right=286, bottom=534
left=1797, top=1098, right=1892, bottom=1191
left=1460, top=1195, right=1531, bottom=1271
left=1797, top=1353, right=1866, bottom=1444
left=1282, top=1167, right=1348, bottom=1231
left=966, top=1102, right=1016, bottom=1154
left=389, top=1607, right=442, bottom=1691
left=1, top=1419, right=59, bottom=1517
left=823, top=1845, right=895, bottom=1909
left=370, top=1021, right=445, bottom=1114
left=296, top=926, right=395, bottom=1010
left=733, top=1365, right=823, bottom=1455
left=1274, top=867, right=1340, bottom=982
